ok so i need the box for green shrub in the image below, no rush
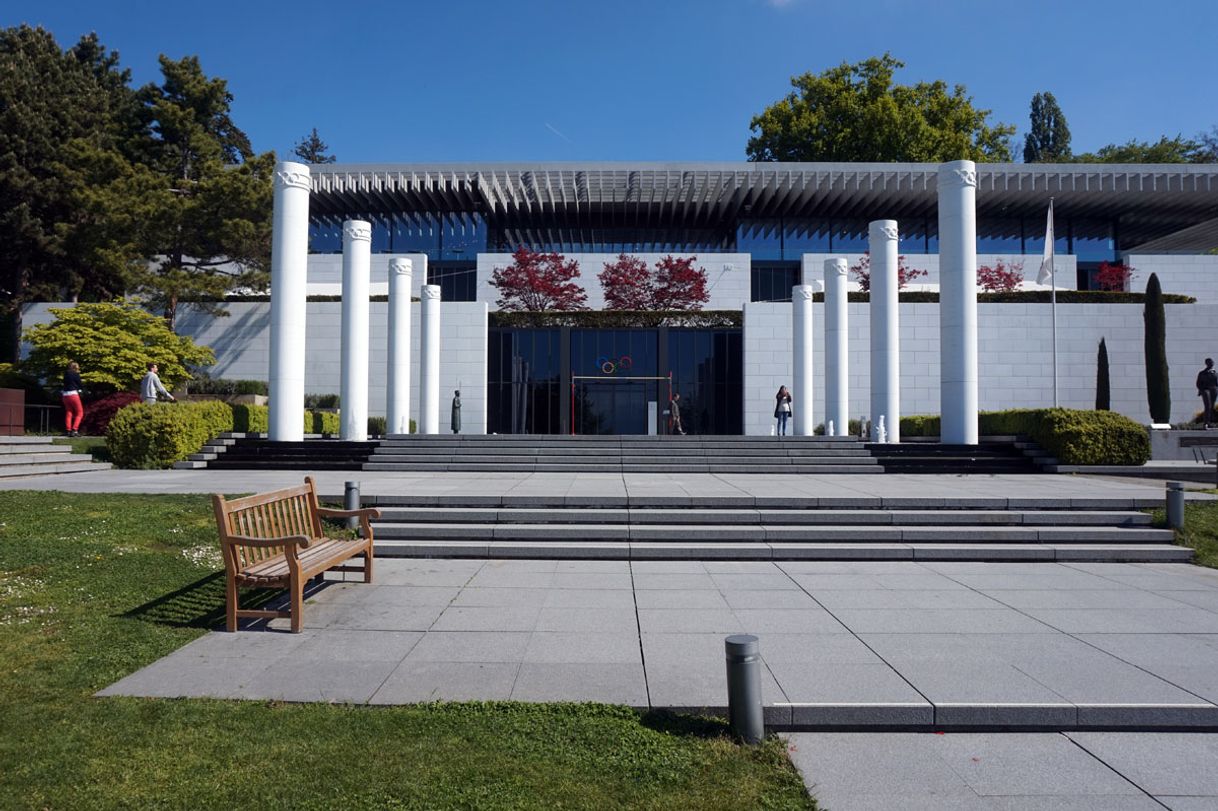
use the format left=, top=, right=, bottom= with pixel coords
left=187, top=377, right=268, bottom=397
left=234, top=380, right=269, bottom=396
left=978, top=408, right=1149, bottom=466
left=306, top=410, right=340, bottom=435
left=814, top=419, right=862, bottom=436
left=900, top=414, right=941, bottom=437
left=368, top=416, right=387, bottom=436
left=305, top=393, right=340, bottom=409
left=106, top=401, right=234, bottom=469
left=230, top=403, right=269, bottom=433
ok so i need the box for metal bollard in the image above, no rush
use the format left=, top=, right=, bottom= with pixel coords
left=725, top=634, right=764, bottom=744
left=344, top=481, right=361, bottom=531
left=1166, top=481, right=1185, bottom=530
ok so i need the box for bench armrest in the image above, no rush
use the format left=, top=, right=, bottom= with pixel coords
left=222, top=533, right=312, bottom=550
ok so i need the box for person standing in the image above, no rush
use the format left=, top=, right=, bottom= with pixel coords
left=62, top=361, right=84, bottom=437
left=451, top=390, right=462, bottom=434
left=140, top=363, right=176, bottom=405
left=1198, top=358, right=1218, bottom=429
left=775, top=385, right=793, bottom=436
left=670, top=392, right=686, bottom=435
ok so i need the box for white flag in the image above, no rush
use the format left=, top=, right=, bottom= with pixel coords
left=1037, top=200, right=1055, bottom=286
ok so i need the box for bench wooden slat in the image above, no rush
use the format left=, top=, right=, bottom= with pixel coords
left=212, top=476, right=379, bottom=632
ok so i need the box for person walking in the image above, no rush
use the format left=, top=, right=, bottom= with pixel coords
left=1198, top=358, right=1218, bottom=428
left=670, top=392, right=686, bottom=435
left=61, top=361, right=84, bottom=437
left=140, top=363, right=176, bottom=405
left=774, top=385, right=793, bottom=436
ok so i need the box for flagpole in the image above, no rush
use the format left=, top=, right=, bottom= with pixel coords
left=1050, top=198, right=1058, bottom=407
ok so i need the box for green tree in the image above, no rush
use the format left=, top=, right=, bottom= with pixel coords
left=1075, top=135, right=1209, bottom=164
left=22, top=301, right=215, bottom=393
left=0, top=26, right=135, bottom=360
left=293, top=127, right=335, bottom=163
left=123, top=55, right=275, bottom=330
left=1143, top=274, right=1171, bottom=423
left=746, top=54, right=1014, bottom=163
left=1096, top=337, right=1110, bottom=411
left=1023, top=92, right=1072, bottom=162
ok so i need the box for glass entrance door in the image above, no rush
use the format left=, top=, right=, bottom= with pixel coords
left=574, top=379, right=659, bottom=435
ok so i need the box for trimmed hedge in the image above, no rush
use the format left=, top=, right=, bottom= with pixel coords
left=231, top=404, right=341, bottom=435
left=106, top=401, right=234, bottom=469
left=899, top=408, right=1150, bottom=465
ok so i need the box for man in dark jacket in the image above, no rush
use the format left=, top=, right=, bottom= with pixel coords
left=1198, top=359, right=1218, bottom=428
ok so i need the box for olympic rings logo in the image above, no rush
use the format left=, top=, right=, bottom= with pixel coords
left=597, top=355, right=633, bottom=374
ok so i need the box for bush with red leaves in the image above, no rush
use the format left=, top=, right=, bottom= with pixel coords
left=80, top=391, right=142, bottom=436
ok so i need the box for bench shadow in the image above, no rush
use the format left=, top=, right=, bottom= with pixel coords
left=121, top=572, right=337, bottom=630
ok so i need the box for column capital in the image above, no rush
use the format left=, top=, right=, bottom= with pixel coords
left=421, top=285, right=441, bottom=300
left=792, top=285, right=815, bottom=301
left=869, top=220, right=899, bottom=243
left=938, top=160, right=978, bottom=190
left=274, top=161, right=311, bottom=191
left=389, top=257, right=413, bottom=276
left=824, top=258, right=848, bottom=277
left=342, top=221, right=372, bottom=243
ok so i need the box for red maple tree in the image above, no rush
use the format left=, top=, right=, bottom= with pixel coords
left=849, top=252, right=928, bottom=292
left=598, top=254, right=652, bottom=310
left=598, top=254, right=710, bottom=311
left=976, top=259, right=1024, bottom=292
left=1095, top=261, right=1135, bottom=292
left=490, top=247, right=587, bottom=311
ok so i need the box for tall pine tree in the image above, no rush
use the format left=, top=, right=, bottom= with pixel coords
left=1096, top=337, right=1110, bottom=411
left=1023, top=92, right=1072, bottom=163
left=292, top=128, right=335, bottom=163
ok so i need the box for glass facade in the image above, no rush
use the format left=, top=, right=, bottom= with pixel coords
left=751, top=263, right=801, bottom=303
left=309, top=211, right=1119, bottom=264
left=487, top=326, right=743, bottom=435
left=427, top=263, right=477, bottom=302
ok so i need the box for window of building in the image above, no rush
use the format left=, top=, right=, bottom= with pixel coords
left=427, top=263, right=477, bottom=302
left=736, top=220, right=783, bottom=261
left=751, top=262, right=800, bottom=302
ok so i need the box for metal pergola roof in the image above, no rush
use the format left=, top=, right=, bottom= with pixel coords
left=306, top=162, right=1218, bottom=249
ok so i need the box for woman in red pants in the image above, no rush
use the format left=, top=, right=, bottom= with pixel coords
left=62, top=361, right=84, bottom=437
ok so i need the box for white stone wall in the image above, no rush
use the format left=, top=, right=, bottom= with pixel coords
left=1125, top=255, right=1218, bottom=303
left=22, top=300, right=489, bottom=434
left=306, top=253, right=430, bottom=297
left=476, top=253, right=752, bottom=311
left=800, top=253, right=1076, bottom=293
left=743, top=300, right=1218, bottom=436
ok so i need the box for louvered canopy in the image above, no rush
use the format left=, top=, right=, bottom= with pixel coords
left=307, top=162, right=1218, bottom=249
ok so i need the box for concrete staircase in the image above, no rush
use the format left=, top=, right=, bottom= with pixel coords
left=366, top=435, right=882, bottom=474
left=0, top=436, right=112, bottom=478
left=367, top=494, right=1187, bottom=563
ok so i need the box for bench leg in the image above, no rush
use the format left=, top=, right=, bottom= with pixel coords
left=364, top=549, right=374, bottom=583
left=226, top=577, right=239, bottom=632
left=290, top=575, right=305, bottom=633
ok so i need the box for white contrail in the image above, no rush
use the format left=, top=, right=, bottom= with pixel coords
left=545, top=122, right=573, bottom=143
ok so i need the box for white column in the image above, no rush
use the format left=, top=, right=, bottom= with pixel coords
left=387, top=258, right=413, bottom=435
left=869, top=220, right=901, bottom=443
left=824, top=258, right=849, bottom=436
left=268, top=161, right=310, bottom=442
left=791, top=285, right=814, bottom=436
left=419, top=284, right=441, bottom=434
left=938, top=161, right=979, bottom=445
left=339, top=221, right=371, bottom=441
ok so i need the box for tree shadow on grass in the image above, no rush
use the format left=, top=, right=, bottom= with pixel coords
left=638, top=708, right=731, bottom=740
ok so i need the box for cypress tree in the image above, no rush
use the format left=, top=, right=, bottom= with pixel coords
left=1096, top=338, right=1110, bottom=410
left=1144, top=273, right=1171, bottom=423
left=1024, top=91, right=1072, bottom=162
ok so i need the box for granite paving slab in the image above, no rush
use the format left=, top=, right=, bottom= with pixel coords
left=99, top=559, right=1218, bottom=731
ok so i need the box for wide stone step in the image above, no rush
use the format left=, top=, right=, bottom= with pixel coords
left=371, top=521, right=1173, bottom=544
left=371, top=507, right=1154, bottom=527
left=0, top=451, right=81, bottom=464
left=373, top=540, right=1191, bottom=563
left=0, top=459, right=112, bottom=478
left=371, top=446, right=875, bottom=458
left=364, top=494, right=1164, bottom=510
left=0, top=444, right=65, bottom=455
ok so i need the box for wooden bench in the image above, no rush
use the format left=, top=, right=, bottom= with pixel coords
left=212, top=476, right=381, bottom=632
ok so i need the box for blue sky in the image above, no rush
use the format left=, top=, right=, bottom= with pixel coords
left=5, top=0, right=1216, bottom=163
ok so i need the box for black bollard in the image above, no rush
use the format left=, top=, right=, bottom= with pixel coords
left=725, top=634, right=764, bottom=744
left=344, top=481, right=360, bottom=531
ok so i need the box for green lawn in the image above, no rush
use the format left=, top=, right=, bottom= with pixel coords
left=1154, top=493, right=1218, bottom=569
left=51, top=435, right=110, bottom=462
left=0, top=491, right=813, bottom=810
